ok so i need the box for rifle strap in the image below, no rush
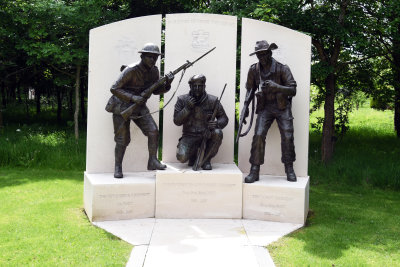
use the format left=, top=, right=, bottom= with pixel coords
left=130, top=69, right=186, bottom=120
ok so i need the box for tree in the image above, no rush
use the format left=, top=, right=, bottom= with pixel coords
left=363, top=1, right=400, bottom=136
left=3, top=0, right=129, bottom=138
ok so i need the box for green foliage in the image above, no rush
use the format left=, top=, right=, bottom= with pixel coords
left=310, top=106, right=400, bottom=190
left=0, top=125, right=85, bottom=169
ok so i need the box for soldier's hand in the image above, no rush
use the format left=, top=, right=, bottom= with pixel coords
left=264, top=80, right=279, bottom=93
left=244, top=107, right=249, bottom=118
left=204, top=129, right=211, bottom=139
left=208, top=120, right=217, bottom=130
left=166, top=72, right=175, bottom=84
left=186, top=96, right=196, bottom=110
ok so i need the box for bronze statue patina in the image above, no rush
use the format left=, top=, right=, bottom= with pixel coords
left=238, top=40, right=297, bottom=183
left=173, top=74, right=228, bottom=170
left=106, top=43, right=174, bottom=178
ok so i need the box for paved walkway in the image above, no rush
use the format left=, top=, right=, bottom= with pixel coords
left=94, top=219, right=302, bottom=267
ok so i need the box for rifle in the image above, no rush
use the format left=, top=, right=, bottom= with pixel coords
left=236, top=89, right=255, bottom=143
left=118, top=47, right=216, bottom=121
left=193, top=83, right=227, bottom=171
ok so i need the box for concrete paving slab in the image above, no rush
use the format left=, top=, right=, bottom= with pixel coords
left=93, top=218, right=155, bottom=245
left=93, top=218, right=303, bottom=267
left=242, top=220, right=303, bottom=246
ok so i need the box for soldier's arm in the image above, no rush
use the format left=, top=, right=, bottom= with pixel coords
left=173, top=97, right=192, bottom=126
left=265, top=65, right=296, bottom=96
left=215, top=102, right=229, bottom=129
left=110, top=69, right=145, bottom=103
left=152, top=68, right=173, bottom=95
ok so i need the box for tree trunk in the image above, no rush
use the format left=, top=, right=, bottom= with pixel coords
left=393, top=36, right=400, bottom=137
left=1, top=82, right=6, bottom=107
left=57, top=87, right=62, bottom=123
left=80, top=76, right=86, bottom=122
left=36, top=88, right=41, bottom=114
left=74, top=65, right=81, bottom=141
left=16, top=78, right=22, bottom=103
left=68, top=89, right=73, bottom=116
left=321, top=73, right=336, bottom=162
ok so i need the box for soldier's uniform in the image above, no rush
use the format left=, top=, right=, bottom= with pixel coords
left=105, top=43, right=171, bottom=178
left=107, top=62, right=169, bottom=146
left=246, top=58, right=297, bottom=166
left=173, top=93, right=228, bottom=169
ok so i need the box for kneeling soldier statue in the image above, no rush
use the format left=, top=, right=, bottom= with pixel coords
left=239, top=40, right=297, bottom=183
left=106, top=43, right=174, bottom=178
left=173, top=74, right=228, bottom=170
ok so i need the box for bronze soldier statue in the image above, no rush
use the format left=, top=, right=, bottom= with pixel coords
left=240, top=40, right=297, bottom=183
left=106, top=43, right=174, bottom=178
left=173, top=74, right=228, bottom=170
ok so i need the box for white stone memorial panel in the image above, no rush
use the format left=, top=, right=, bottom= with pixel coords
left=162, top=13, right=237, bottom=164
left=86, top=15, right=162, bottom=173
left=84, top=172, right=155, bottom=222
left=243, top=175, right=309, bottom=224
left=238, top=18, right=311, bottom=177
left=156, top=163, right=242, bottom=218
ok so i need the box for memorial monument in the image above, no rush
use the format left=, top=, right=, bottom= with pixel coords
left=84, top=14, right=310, bottom=224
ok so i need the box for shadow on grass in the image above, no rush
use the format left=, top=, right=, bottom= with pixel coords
left=309, top=129, right=400, bottom=190
left=0, top=168, right=83, bottom=188
left=291, top=184, right=400, bottom=261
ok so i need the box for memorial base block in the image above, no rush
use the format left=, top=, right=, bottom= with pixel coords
left=243, top=175, right=309, bottom=224
left=84, top=172, right=155, bottom=222
left=156, top=163, right=243, bottom=219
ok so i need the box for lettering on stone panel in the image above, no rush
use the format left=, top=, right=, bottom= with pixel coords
left=191, top=30, right=210, bottom=51
left=115, top=36, right=139, bottom=61
left=169, top=18, right=235, bottom=27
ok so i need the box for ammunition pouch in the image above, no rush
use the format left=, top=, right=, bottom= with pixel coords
left=255, top=91, right=265, bottom=114
left=105, top=95, right=121, bottom=114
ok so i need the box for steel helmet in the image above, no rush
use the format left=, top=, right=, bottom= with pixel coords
left=138, top=43, right=162, bottom=55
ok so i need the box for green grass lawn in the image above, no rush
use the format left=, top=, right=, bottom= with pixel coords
left=0, top=168, right=132, bottom=266
left=269, top=106, right=400, bottom=266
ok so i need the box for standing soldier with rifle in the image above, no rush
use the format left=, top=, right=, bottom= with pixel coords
left=105, top=43, right=174, bottom=178
left=238, top=40, right=297, bottom=183
left=174, top=74, right=228, bottom=170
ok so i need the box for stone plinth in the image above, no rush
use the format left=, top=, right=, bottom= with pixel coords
left=155, top=163, right=242, bottom=219
left=243, top=175, right=309, bottom=224
left=84, top=172, right=155, bottom=222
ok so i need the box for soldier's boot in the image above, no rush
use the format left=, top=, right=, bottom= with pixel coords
left=285, top=163, right=297, bottom=182
left=245, top=164, right=260, bottom=183
left=202, top=160, right=212, bottom=170
left=114, top=144, right=126, bottom=179
left=147, top=133, right=166, bottom=170
left=188, top=157, right=196, bottom=167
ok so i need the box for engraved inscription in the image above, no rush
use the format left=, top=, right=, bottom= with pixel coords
left=192, top=30, right=210, bottom=50
left=115, top=36, right=138, bottom=62
left=169, top=18, right=235, bottom=27
left=97, top=191, right=152, bottom=216
left=162, top=180, right=237, bottom=206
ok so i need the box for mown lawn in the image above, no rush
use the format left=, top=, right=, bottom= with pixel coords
left=270, top=106, right=400, bottom=266
left=0, top=168, right=132, bottom=266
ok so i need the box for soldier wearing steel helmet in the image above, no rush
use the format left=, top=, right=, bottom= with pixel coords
left=242, top=40, right=297, bottom=183
left=106, top=43, right=174, bottom=178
